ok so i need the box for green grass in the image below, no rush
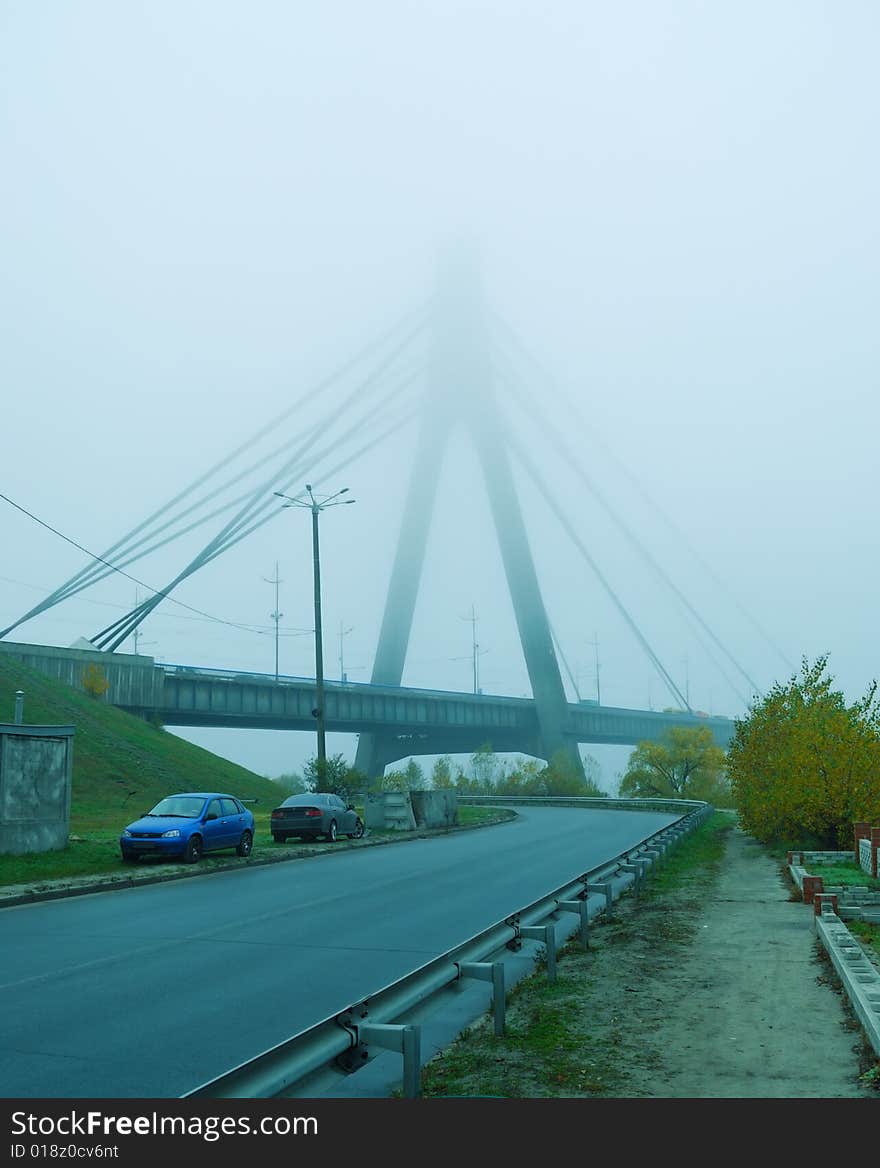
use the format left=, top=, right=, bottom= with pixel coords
left=848, top=920, right=880, bottom=959
left=642, top=811, right=732, bottom=896
left=808, top=862, right=880, bottom=890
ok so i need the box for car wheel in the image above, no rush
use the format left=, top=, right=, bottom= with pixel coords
left=326, top=820, right=338, bottom=843
left=183, top=835, right=203, bottom=864
left=236, top=830, right=253, bottom=857
left=347, top=817, right=365, bottom=840
left=122, top=853, right=138, bottom=864
left=273, top=833, right=285, bottom=843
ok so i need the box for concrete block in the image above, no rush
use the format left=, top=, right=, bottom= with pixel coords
left=363, top=791, right=416, bottom=831
left=409, top=789, right=458, bottom=829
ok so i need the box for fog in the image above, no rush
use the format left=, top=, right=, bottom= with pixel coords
left=2, top=3, right=877, bottom=790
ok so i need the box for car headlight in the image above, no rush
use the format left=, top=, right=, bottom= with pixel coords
left=161, top=829, right=181, bottom=838
left=122, top=829, right=132, bottom=837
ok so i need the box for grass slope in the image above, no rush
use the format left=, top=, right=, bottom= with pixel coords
left=0, top=653, right=282, bottom=831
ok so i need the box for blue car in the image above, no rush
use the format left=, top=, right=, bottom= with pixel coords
left=120, top=792, right=255, bottom=864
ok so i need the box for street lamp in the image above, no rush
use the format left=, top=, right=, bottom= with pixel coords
left=275, top=485, right=355, bottom=770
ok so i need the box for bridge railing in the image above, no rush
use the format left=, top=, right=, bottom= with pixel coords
left=182, top=798, right=712, bottom=1100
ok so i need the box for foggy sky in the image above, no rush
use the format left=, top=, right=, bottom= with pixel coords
left=2, top=3, right=878, bottom=787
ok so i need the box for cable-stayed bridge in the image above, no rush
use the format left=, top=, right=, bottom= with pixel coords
left=1, top=251, right=777, bottom=772
left=0, top=640, right=735, bottom=764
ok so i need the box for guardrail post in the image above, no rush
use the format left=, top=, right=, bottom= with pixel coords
left=586, top=881, right=614, bottom=918
left=619, top=861, right=642, bottom=892
left=457, top=961, right=506, bottom=1035
left=630, top=856, right=652, bottom=887
left=358, top=1023, right=421, bottom=1099
left=521, top=924, right=557, bottom=981
left=556, top=898, right=589, bottom=948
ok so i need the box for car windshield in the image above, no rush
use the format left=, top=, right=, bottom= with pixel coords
left=147, top=796, right=205, bottom=819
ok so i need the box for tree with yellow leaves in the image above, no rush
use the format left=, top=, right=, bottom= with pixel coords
left=81, top=662, right=110, bottom=699
left=727, top=655, right=880, bottom=847
left=619, top=725, right=729, bottom=803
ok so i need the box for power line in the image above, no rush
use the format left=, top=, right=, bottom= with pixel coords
left=0, top=491, right=304, bottom=640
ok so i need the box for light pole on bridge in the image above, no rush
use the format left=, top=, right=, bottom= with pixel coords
left=275, top=486, right=355, bottom=772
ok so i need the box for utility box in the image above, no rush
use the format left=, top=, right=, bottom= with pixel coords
left=0, top=723, right=75, bottom=855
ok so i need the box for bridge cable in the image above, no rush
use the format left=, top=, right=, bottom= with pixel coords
left=548, top=624, right=582, bottom=702
left=505, top=431, right=693, bottom=713
left=0, top=492, right=311, bottom=638
left=90, top=361, right=426, bottom=651
left=48, top=320, right=429, bottom=621
left=93, top=406, right=419, bottom=652
left=92, top=399, right=422, bottom=651
left=0, top=306, right=430, bottom=640
left=65, top=362, right=425, bottom=610
left=491, top=311, right=793, bottom=676
left=495, top=352, right=764, bottom=701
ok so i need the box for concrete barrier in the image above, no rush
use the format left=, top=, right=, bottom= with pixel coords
left=410, top=789, right=458, bottom=829
left=364, top=791, right=416, bottom=831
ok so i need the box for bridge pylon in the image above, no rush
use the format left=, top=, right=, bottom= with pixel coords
left=354, top=247, right=582, bottom=780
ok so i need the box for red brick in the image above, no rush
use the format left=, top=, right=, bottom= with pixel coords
left=814, top=893, right=838, bottom=917
left=802, top=875, right=823, bottom=904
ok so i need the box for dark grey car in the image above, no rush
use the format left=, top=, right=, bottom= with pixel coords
left=270, top=792, right=364, bottom=843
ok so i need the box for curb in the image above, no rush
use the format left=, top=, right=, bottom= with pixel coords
left=786, top=856, right=880, bottom=1059
left=0, top=811, right=517, bottom=910
left=815, top=909, right=880, bottom=1059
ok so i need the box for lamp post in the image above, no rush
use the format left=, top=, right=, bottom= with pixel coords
left=275, top=486, right=355, bottom=770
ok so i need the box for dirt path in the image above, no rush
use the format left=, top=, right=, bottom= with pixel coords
left=618, top=826, right=874, bottom=1097
left=423, top=821, right=878, bottom=1098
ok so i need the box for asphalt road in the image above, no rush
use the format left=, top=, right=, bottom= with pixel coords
left=0, top=806, right=679, bottom=1098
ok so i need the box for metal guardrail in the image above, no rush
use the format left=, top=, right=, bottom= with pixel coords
left=457, top=794, right=708, bottom=813
left=183, top=799, right=712, bottom=1100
